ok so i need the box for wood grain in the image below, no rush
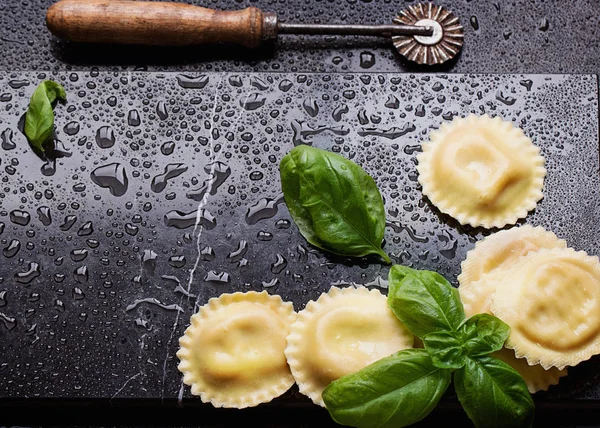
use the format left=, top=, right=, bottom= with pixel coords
left=46, top=0, right=265, bottom=47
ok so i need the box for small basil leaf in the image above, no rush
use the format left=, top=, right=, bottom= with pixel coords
left=279, top=145, right=391, bottom=263
left=24, top=80, right=66, bottom=154
left=460, top=313, right=511, bottom=357
left=422, top=330, right=466, bottom=369
left=387, top=265, right=465, bottom=337
left=455, top=356, right=534, bottom=428
left=323, top=348, right=451, bottom=428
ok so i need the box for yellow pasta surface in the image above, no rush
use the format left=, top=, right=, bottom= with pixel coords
left=491, top=248, right=600, bottom=370
left=177, top=291, right=296, bottom=408
left=285, top=286, right=414, bottom=407
left=417, top=115, right=546, bottom=228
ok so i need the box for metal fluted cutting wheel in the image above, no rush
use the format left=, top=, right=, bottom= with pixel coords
left=393, top=3, right=464, bottom=65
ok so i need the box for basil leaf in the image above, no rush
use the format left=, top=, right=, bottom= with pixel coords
left=24, top=80, right=66, bottom=154
left=422, top=330, right=466, bottom=369
left=323, top=348, right=451, bottom=428
left=455, top=356, right=534, bottom=428
left=460, top=313, right=510, bottom=357
left=388, top=265, right=465, bottom=337
left=279, top=145, right=390, bottom=263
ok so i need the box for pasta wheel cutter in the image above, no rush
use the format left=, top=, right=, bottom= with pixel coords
left=46, top=0, right=464, bottom=65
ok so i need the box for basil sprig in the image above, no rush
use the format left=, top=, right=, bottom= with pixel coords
left=279, top=145, right=391, bottom=263
left=323, top=265, right=534, bottom=428
left=24, top=80, right=66, bottom=155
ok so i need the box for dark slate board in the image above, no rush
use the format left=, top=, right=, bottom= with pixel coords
left=0, top=72, right=598, bottom=411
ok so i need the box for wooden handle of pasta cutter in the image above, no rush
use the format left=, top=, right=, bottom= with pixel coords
left=46, top=0, right=274, bottom=48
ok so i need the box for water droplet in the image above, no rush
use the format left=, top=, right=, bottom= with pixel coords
left=37, top=206, right=52, bottom=226
left=176, top=74, right=209, bottom=89
left=41, top=159, right=56, bottom=176
left=125, top=223, right=139, bottom=236
left=519, top=79, right=533, bottom=92
left=60, top=215, right=77, bottom=231
left=303, top=98, right=319, bottom=117
left=358, top=124, right=416, bottom=140
left=8, top=79, right=29, bottom=89
left=15, top=262, right=41, bottom=284
left=271, top=254, right=287, bottom=274
left=332, top=104, right=349, bottom=122
left=245, top=196, right=283, bottom=225
left=470, top=16, right=479, bottom=31
left=160, top=141, right=175, bottom=155
left=240, top=93, right=266, bottom=111
left=70, top=249, right=88, bottom=262
left=3, top=239, right=20, bottom=258
left=262, top=278, right=279, bottom=288
left=279, top=79, right=293, bottom=92
left=257, top=231, right=273, bottom=241
left=387, top=221, right=429, bottom=243
left=73, top=287, right=85, bottom=300
left=227, top=240, right=248, bottom=263
left=384, top=95, right=400, bottom=109
left=10, top=210, right=30, bottom=226
left=275, top=219, right=291, bottom=229
left=142, top=249, right=157, bottom=276
left=54, top=299, right=65, bottom=312
left=359, top=51, right=376, bottom=69
left=77, top=221, right=94, bottom=236
left=151, top=163, right=188, bottom=193
left=125, top=297, right=183, bottom=312
left=95, top=126, right=116, bottom=149
left=127, top=109, right=141, bottom=126
left=74, top=265, right=89, bottom=284
left=539, top=17, right=549, bottom=32
left=249, top=171, right=263, bottom=181
left=164, top=209, right=216, bottom=229
left=250, top=76, right=269, bottom=90
left=437, top=230, right=458, bottom=259
left=63, top=121, right=80, bottom=135
left=1, top=128, right=16, bottom=150
left=156, top=101, right=168, bottom=120
left=0, top=313, right=17, bottom=331
left=91, top=163, right=128, bottom=196
left=496, top=91, right=516, bottom=106
left=204, top=271, right=229, bottom=284
left=201, top=246, right=215, bottom=261
left=169, top=255, right=186, bottom=268
left=229, top=75, right=243, bottom=87
left=0, top=291, right=6, bottom=307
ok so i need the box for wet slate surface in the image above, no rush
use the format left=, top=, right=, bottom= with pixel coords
left=0, top=72, right=598, bottom=412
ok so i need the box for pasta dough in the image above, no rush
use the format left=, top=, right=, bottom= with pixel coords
left=177, top=291, right=296, bottom=408
left=417, top=115, right=546, bottom=228
left=285, top=286, right=414, bottom=407
left=493, top=347, right=567, bottom=394
left=490, top=247, right=600, bottom=370
left=459, top=226, right=566, bottom=315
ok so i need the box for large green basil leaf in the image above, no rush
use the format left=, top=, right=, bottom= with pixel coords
left=455, top=356, right=534, bottom=428
left=388, top=265, right=465, bottom=337
left=323, top=348, right=451, bottom=428
left=460, top=313, right=510, bottom=357
left=422, top=330, right=466, bottom=369
left=279, top=145, right=390, bottom=263
left=24, top=80, right=67, bottom=154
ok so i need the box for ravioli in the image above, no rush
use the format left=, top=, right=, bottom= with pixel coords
left=285, top=286, right=414, bottom=407
left=493, top=347, right=567, bottom=394
left=459, top=225, right=566, bottom=315
left=176, top=291, right=296, bottom=408
left=490, top=247, right=600, bottom=370
left=417, top=115, right=546, bottom=228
